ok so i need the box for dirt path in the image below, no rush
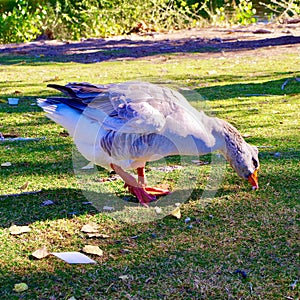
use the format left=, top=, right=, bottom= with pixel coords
left=1, top=23, right=299, bottom=63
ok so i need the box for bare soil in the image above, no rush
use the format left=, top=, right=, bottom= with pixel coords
left=0, top=23, right=300, bottom=63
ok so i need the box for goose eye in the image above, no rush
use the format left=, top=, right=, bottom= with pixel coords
left=252, top=157, right=258, bottom=169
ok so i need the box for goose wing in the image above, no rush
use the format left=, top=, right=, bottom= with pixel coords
left=48, top=82, right=167, bottom=134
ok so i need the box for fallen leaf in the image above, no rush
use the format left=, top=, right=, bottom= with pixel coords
left=9, top=225, right=31, bottom=235
left=41, top=199, right=55, bottom=206
left=154, top=206, right=162, bottom=214
left=119, top=275, right=129, bottom=281
left=208, top=70, right=217, bottom=75
left=1, top=162, right=12, bottom=167
left=191, top=160, right=209, bottom=166
left=170, top=207, right=181, bottom=219
left=103, top=206, right=114, bottom=211
left=81, top=223, right=99, bottom=233
left=82, top=245, right=103, bottom=256
left=13, top=283, right=28, bottom=292
left=81, top=162, right=94, bottom=170
left=120, top=248, right=132, bottom=254
left=51, top=252, right=96, bottom=264
left=31, top=246, right=50, bottom=259
left=87, top=233, right=110, bottom=238
left=19, top=182, right=29, bottom=190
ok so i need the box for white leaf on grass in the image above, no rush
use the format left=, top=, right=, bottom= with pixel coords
left=191, top=160, right=209, bottom=165
left=31, top=246, right=50, bottom=259
left=82, top=245, right=103, bottom=257
left=51, top=252, right=96, bottom=264
left=1, top=162, right=12, bottom=167
left=81, top=162, right=95, bottom=170
left=119, top=275, right=129, bottom=281
left=9, top=225, right=31, bottom=235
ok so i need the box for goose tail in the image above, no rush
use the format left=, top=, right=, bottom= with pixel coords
left=37, top=98, right=81, bottom=137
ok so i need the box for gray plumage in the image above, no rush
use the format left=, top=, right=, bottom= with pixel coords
left=37, top=81, right=259, bottom=189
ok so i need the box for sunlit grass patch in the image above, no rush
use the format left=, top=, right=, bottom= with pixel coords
left=0, top=52, right=299, bottom=299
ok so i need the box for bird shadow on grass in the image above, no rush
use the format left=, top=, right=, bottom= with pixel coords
left=0, top=181, right=242, bottom=228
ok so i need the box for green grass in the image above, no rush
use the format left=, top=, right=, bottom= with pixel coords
left=0, top=51, right=299, bottom=299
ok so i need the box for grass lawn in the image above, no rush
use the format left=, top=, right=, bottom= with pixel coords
left=0, top=50, right=299, bottom=299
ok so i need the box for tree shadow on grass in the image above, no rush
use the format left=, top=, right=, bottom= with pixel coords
left=0, top=35, right=300, bottom=65
left=186, top=76, right=300, bottom=101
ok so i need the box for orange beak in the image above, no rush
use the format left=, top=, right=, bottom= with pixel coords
left=248, top=169, right=259, bottom=190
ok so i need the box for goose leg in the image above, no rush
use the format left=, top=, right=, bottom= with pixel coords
left=110, top=164, right=156, bottom=206
left=136, top=167, right=170, bottom=196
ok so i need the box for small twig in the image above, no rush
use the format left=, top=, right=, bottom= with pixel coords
left=105, top=283, right=115, bottom=293
left=248, top=282, right=254, bottom=295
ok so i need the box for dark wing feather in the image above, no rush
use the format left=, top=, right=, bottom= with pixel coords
left=47, top=82, right=166, bottom=134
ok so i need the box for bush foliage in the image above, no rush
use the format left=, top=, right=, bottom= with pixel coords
left=0, top=0, right=299, bottom=43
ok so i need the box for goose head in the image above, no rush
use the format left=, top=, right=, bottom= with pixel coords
left=222, top=122, right=260, bottom=190
left=228, top=143, right=259, bottom=190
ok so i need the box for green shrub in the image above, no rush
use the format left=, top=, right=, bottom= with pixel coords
left=0, top=0, right=48, bottom=43
left=0, top=0, right=299, bottom=44
left=202, top=0, right=257, bottom=26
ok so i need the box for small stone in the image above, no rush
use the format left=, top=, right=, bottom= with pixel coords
left=274, top=152, right=281, bottom=158
left=235, top=269, right=248, bottom=279
left=154, top=206, right=162, bottom=214
left=41, top=199, right=54, bottom=206
left=103, top=206, right=114, bottom=211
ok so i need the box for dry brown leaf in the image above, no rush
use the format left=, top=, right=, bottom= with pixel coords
left=19, top=182, right=29, bottom=190
left=31, top=246, right=50, bottom=259
left=82, top=245, right=103, bottom=256
left=81, top=223, right=99, bottom=233
left=170, top=207, right=181, bottom=219
left=9, top=225, right=31, bottom=235
left=87, top=233, right=110, bottom=238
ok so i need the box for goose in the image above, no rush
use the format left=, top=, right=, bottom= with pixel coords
left=37, top=81, right=259, bottom=206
